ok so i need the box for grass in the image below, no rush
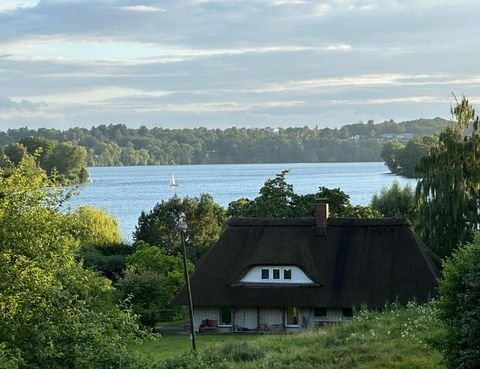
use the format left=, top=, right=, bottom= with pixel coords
left=133, top=303, right=446, bottom=368
left=131, top=333, right=258, bottom=361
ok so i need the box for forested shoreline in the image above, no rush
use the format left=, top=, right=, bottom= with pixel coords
left=0, top=117, right=451, bottom=167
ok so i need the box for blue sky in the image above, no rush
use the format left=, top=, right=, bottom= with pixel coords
left=1, top=0, right=479, bottom=129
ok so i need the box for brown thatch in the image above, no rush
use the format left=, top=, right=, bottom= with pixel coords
left=174, top=217, right=440, bottom=309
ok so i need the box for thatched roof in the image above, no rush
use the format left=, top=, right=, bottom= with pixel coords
left=174, top=217, right=440, bottom=308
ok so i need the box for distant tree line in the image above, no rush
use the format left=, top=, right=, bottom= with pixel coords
left=0, top=117, right=451, bottom=167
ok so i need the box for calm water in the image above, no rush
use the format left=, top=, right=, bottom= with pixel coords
left=68, top=162, right=416, bottom=242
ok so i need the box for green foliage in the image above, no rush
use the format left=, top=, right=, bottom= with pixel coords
left=218, top=341, right=265, bottom=362
left=228, top=171, right=382, bottom=219
left=80, top=243, right=133, bottom=281
left=0, top=343, right=21, bottom=369
left=134, top=194, right=226, bottom=261
left=72, top=206, right=123, bottom=246
left=370, top=181, right=416, bottom=223
left=416, top=97, right=480, bottom=257
left=2, top=143, right=26, bottom=165
left=0, top=155, right=145, bottom=369
left=158, top=351, right=227, bottom=369
left=0, top=119, right=451, bottom=167
left=381, top=139, right=404, bottom=174
left=381, top=136, right=439, bottom=178
left=117, top=243, right=193, bottom=325
left=438, top=233, right=480, bottom=369
left=397, top=136, right=439, bottom=178
left=2, top=138, right=88, bottom=184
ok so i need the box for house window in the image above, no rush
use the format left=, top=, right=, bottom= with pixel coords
left=219, top=306, right=232, bottom=326
left=314, top=308, right=327, bottom=318
left=261, top=269, right=269, bottom=279
left=342, top=308, right=353, bottom=318
left=273, top=269, right=280, bottom=279
left=286, top=307, right=299, bottom=326
left=283, top=269, right=292, bottom=280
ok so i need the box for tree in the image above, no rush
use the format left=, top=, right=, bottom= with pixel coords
left=416, top=97, right=480, bottom=257
left=370, top=181, right=416, bottom=223
left=438, top=233, right=480, bottom=369
left=227, top=171, right=382, bottom=219
left=18, top=136, right=55, bottom=170
left=3, top=143, right=26, bottom=165
left=396, top=135, right=438, bottom=178
left=117, top=243, right=193, bottom=325
left=49, top=142, right=88, bottom=183
left=134, top=194, right=226, bottom=261
left=380, top=139, right=404, bottom=174
left=0, top=155, right=145, bottom=369
left=72, top=206, right=122, bottom=247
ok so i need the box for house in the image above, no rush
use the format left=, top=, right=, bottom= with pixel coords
left=174, top=204, right=440, bottom=333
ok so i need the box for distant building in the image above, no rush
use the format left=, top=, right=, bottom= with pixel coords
left=174, top=204, right=440, bottom=333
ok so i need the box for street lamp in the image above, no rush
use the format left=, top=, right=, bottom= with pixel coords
left=176, top=212, right=196, bottom=351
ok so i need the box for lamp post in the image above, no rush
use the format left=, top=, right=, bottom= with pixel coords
left=176, top=212, right=197, bottom=351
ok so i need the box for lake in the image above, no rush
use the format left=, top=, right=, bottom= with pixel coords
left=68, top=162, right=417, bottom=242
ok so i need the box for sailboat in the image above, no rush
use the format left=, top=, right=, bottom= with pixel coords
left=169, top=172, right=178, bottom=187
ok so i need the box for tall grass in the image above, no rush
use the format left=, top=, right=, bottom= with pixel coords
left=210, top=302, right=445, bottom=369
left=135, top=302, right=445, bottom=369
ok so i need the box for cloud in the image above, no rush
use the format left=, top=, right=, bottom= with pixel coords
left=0, top=96, right=47, bottom=111
left=119, top=5, right=166, bottom=12
left=0, top=0, right=480, bottom=129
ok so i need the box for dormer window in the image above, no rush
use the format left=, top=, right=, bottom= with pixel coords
left=239, top=266, right=314, bottom=285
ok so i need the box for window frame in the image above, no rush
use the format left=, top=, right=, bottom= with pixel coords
left=261, top=268, right=269, bottom=280
left=285, top=307, right=300, bottom=327
left=219, top=306, right=232, bottom=327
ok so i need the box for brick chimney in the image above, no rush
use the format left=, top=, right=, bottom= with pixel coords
left=315, top=201, right=329, bottom=226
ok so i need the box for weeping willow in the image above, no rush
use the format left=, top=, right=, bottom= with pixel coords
left=416, top=97, right=480, bottom=258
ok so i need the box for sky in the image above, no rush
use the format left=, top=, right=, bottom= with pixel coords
left=1, top=0, right=480, bottom=130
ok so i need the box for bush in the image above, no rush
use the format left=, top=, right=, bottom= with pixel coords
left=438, top=233, right=480, bottom=369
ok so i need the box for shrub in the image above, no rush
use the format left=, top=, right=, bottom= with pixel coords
left=438, top=233, right=480, bottom=369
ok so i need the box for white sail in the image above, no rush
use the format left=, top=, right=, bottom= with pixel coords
left=169, top=173, right=178, bottom=186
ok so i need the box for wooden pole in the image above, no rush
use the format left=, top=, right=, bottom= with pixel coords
left=181, top=230, right=196, bottom=351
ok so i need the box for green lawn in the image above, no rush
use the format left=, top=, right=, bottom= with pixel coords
left=132, top=333, right=258, bottom=361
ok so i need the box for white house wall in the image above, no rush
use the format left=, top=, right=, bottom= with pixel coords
left=234, top=308, right=257, bottom=330
left=240, top=265, right=314, bottom=284
left=193, top=307, right=218, bottom=332
left=259, top=308, right=283, bottom=326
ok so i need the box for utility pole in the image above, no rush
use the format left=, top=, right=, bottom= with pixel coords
left=176, top=212, right=196, bottom=351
